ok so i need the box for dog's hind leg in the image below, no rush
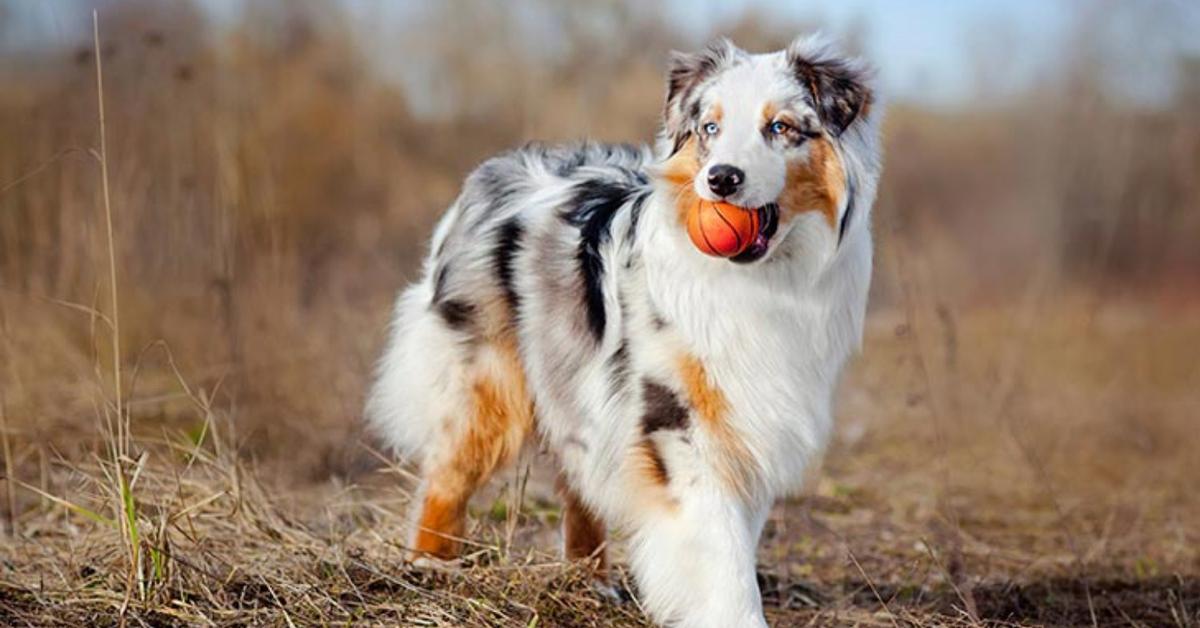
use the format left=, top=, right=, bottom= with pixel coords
left=556, top=474, right=607, bottom=570
left=368, top=279, right=535, bottom=560
left=408, top=335, right=534, bottom=560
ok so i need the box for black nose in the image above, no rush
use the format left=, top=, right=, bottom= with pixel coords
left=707, top=164, right=745, bottom=197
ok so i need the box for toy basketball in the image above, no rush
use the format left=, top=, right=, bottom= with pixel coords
left=686, top=200, right=760, bottom=257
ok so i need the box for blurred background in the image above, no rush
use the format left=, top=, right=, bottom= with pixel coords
left=0, top=0, right=1198, bottom=623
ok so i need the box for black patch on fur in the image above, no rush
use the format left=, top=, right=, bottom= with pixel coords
left=622, top=191, right=650, bottom=270
left=627, top=190, right=648, bottom=240
left=670, top=131, right=692, bottom=156
left=664, top=41, right=737, bottom=155
left=561, top=178, right=637, bottom=341
left=436, top=299, right=476, bottom=331
left=431, top=264, right=476, bottom=332
left=839, top=177, right=856, bottom=244
left=607, top=338, right=631, bottom=393
left=606, top=289, right=634, bottom=395
left=493, top=218, right=525, bottom=311
left=641, top=379, right=688, bottom=434
left=666, top=46, right=728, bottom=111
left=789, top=52, right=871, bottom=137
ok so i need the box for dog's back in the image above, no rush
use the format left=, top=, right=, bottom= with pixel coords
left=366, top=141, right=652, bottom=463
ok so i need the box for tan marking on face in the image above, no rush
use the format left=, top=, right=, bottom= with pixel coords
left=760, top=101, right=779, bottom=127
left=780, top=136, right=845, bottom=230
left=557, top=475, right=608, bottom=571
left=677, top=354, right=758, bottom=498
left=709, top=101, right=723, bottom=125
left=657, top=136, right=701, bottom=227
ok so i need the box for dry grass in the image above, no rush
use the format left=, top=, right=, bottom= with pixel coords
left=1, top=303, right=1195, bottom=626
left=1, top=1, right=1198, bottom=626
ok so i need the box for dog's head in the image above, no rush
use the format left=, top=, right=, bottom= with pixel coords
left=656, top=36, right=875, bottom=265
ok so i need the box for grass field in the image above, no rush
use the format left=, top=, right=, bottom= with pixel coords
left=1, top=2, right=1198, bottom=626
left=1, top=295, right=1195, bottom=626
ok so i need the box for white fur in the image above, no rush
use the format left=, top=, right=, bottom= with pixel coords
left=693, top=53, right=811, bottom=209
left=367, top=36, right=882, bottom=627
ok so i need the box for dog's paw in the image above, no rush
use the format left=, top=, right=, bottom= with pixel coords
left=406, top=554, right=464, bottom=572
left=592, top=579, right=634, bottom=605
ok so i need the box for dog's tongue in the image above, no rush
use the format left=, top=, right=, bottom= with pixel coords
left=730, top=205, right=777, bottom=264
left=743, top=233, right=769, bottom=258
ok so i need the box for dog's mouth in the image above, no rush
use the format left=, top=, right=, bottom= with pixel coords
left=730, top=203, right=779, bottom=264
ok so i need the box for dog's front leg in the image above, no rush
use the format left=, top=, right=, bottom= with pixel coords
left=628, top=487, right=771, bottom=628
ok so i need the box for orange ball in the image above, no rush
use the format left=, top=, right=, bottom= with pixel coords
left=686, top=200, right=760, bottom=257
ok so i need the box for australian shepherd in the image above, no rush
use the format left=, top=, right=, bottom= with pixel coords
left=367, top=35, right=881, bottom=627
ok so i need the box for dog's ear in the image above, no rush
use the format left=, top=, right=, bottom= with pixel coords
left=787, top=37, right=873, bottom=137
left=662, top=39, right=737, bottom=155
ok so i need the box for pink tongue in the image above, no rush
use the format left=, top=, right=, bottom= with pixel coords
left=746, top=233, right=768, bottom=254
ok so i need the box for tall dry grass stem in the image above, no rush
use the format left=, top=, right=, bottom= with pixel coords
left=92, top=11, right=123, bottom=444
left=92, top=10, right=151, bottom=612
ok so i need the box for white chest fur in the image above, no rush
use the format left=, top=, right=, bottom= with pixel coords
left=636, top=196, right=871, bottom=495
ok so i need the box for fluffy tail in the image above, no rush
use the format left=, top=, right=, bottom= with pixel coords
left=365, top=278, right=465, bottom=464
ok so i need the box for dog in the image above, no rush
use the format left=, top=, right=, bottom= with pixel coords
left=366, top=35, right=880, bottom=627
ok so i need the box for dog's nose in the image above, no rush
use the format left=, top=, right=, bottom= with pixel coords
left=706, top=164, right=745, bottom=198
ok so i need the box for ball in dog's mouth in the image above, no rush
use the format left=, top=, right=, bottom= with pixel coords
left=730, top=203, right=779, bottom=264
left=686, top=200, right=761, bottom=257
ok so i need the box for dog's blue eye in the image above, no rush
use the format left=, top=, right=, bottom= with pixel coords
left=769, top=121, right=790, bottom=136
left=703, top=122, right=720, bottom=136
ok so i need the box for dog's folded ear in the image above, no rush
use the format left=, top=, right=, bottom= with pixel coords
left=662, top=38, right=739, bottom=155
left=787, top=37, right=874, bottom=137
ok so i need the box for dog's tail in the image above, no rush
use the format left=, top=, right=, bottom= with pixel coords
left=364, top=277, right=460, bottom=463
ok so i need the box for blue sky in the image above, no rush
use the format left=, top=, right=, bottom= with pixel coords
left=343, top=0, right=1198, bottom=107
left=7, top=0, right=1199, bottom=107
left=665, top=0, right=1198, bottom=105
left=665, top=0, right=1077, bottom=104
